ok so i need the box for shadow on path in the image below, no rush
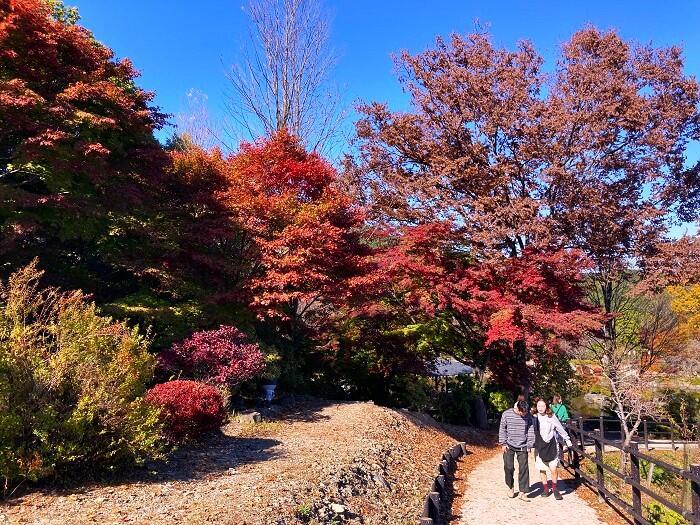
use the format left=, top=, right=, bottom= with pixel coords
left=4, top=432, right=281, bottom=504
left=526, top=479, right=577, bottom=498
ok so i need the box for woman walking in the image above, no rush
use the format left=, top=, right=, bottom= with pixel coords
left=550, top=394, right=570, bottom=423
left=534, top=398, right=572, bottom=500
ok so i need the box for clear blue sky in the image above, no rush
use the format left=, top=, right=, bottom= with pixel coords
left=69, top=1, right=700, bottom=133
left=70, top=0, right=699, bottom=233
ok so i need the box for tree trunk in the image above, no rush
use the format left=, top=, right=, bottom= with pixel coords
left=513, top=340, right=531, bottom=399
left=473, top=396, right=488, bottom=429
left=620, top=425, right=634, bottom=473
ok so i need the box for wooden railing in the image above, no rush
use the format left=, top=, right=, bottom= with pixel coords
left=418, top=442, right=467, bottom=525
left=562, top=418, right=700, bottom=525
left=577, top=417, right=700, bottom=450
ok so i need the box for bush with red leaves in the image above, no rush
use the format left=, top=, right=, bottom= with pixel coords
left=161, top=325, right=265, bottom=388
left=145, top=380, right=227, bottom=442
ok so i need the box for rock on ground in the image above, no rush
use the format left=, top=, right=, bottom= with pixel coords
left=1, top=398, right=482, bottom=525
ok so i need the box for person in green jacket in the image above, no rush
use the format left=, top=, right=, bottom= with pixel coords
left=550, top=395, right=570, bottom=422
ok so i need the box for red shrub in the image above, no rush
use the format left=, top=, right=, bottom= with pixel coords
left=145, top=380, right=227, bottom=442
left=161, top=325, right=265, bottom=387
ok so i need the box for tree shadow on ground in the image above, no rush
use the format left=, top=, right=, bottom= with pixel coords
left=255, top=394, right=338, bottom=423
left=5, top=431, right=281, bottom=502
left=137, top=432, right=282, bottom=484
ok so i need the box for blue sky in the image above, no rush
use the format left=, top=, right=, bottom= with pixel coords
left=70, top=1, right=699, bottom=234
left=70, top=1, right=700, bottom=134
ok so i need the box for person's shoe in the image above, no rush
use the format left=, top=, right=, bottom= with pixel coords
left=540, top=489, right=551, bottom=497
left=507, top=486, right=515, bottom=498
left=553, top=490, right=563, bottom=500
left=518, top=493, right=531, bottom=502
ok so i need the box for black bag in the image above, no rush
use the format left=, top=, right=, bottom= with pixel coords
left=534, top=416, right=559, bottom=462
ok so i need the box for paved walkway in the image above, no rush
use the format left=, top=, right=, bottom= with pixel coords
left=460, top=452, right=605, bottom=525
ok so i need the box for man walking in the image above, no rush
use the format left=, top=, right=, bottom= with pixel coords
left=499, top=400, right=535, bottom=501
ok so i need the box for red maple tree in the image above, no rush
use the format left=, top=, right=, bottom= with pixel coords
left=358, top=222, right=601, bottom=388
left=221, top=130, right=370, bottom=328
left=0, top=0, right=167, bottom=295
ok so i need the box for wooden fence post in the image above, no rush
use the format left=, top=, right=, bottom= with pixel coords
left=572, top=421, right=581, bottom=479
left=577, top=417, right=586, bottom=467
left=594, top=429, right=605, bottom=502
left=671, top=426, right=676, bottom=451
left=421, top=496, right=433, bottom=525
left=691, top=464, right=700, bottom=525
left=630, top=443, right=643, bottom=525
left=429, top=492, right=440, bottom=521
left=434, top=474, right=446, bottom=495
left=643, top=420, right=649, bottom=451
left=599, top=415, right=604, bottom=439
left=440, top=459, right=449, bottom=476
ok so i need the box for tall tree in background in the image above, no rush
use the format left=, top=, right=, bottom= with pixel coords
left=542, top=29, right=699, bottom=335
left=352, top=28, right=700, bottom=392
left=0, top=0, right=167, bottom=298
left=157, top=131, right=369, bottom=387
left=225, top=0, right=343, bottom=154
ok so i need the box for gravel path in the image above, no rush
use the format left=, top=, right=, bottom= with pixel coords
left=459, top=452, right=606, bottom=525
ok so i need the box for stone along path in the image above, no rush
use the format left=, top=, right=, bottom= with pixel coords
left=459, top=452, right=606, bottom=525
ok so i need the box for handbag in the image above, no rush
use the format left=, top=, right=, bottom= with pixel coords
left=534, top=416, right=559, bottom=462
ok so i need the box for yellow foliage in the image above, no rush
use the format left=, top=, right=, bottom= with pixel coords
left=668, top=284, right=700, bottom=339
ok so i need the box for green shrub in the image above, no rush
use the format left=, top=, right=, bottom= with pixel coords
left=640, top=460, right=676, bottom=486
left=664, top=390, right=700, bottom=440
left=388, top=374, right=431, bottom=411
left=433, top=377, right=477, bottom=424
left=488, top=391, right=512, bottom=418
left=0, top=261, right=165, bottom=493
left=647, top=502, right=688, bottom=525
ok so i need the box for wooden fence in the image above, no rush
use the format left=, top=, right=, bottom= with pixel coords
left=562, top=417, right=700, bottom=525
left=418, top=442, right=467, bottom=525
left=577, top=417, right=700, bottom=450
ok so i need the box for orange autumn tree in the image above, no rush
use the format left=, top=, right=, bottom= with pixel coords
left=0, top=0, right=166, bottom=295
left=222, top=130, right=370, bottom=335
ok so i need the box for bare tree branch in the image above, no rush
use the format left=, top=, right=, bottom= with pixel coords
left=224, top=0, right=345, bottom=155
left=577, top=287, right=684, bottom=452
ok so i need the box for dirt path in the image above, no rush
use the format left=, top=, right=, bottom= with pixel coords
left=2, top=399, right=478, bottom=525
left=459, top=452, right=606, bottom=525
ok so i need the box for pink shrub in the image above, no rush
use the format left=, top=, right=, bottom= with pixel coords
left=145, top=380, right=227, bottom=442
left=162, top=325, right=265, bottom=387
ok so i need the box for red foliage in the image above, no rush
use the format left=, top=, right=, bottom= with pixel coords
left=162, top=326, right=265, bottom=387
left=157, top=144, right=253, bottom=299
left=359, top=222, right=603, bottom=386
left=221, top=130, right=371, bottom=324
left=464, top=249, right=603, bottom=349
left=0, top=0, right=168, bottom=288
left=0, top=0, right=166, bottom=183
left=145, top=380, right=227, bottom=442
